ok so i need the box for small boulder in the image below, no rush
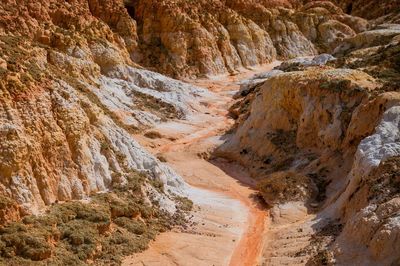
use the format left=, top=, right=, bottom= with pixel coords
left=251, top=69, right=284, bottom=80
left=235, top=70, right=284, bottom=98
left=311, top=53, right=336, bottom=65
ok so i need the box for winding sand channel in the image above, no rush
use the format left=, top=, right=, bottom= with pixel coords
left=123, top=62, right=281, bottom=266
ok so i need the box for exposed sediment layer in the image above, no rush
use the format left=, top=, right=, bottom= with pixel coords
left=0, top=0, right=400, bottom=265
left=218, top=26, right=400, bottom=263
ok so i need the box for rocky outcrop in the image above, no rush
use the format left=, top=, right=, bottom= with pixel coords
left=0, top=0, right=220, bottom=216
left=130, top=0, right=278, bottom=78
left=0, top=0, right=373, bottom=216
left=99, top=0, right=368, bottom=77
left=332, top=24, right=400, bottom=88
left=0, top=0, right=367, bottom=78
left=219, top=41, right=400, bottom=263
left=219, top=68, right=376, bottom=176
left=334, top=25, right=400, bottom=54
left=0, top=2, right=204, bottom=263
left=0, top=0, right=399, bottom=264
left=329, top=102, right=400, bottom=265
left=236, top=69, right=284, bottom=98
left=0, top=33, right=209, bottom=215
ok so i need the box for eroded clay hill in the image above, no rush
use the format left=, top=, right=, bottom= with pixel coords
left=125, top=0, right=370, bottom=78
left=219, top=23, right=400, bottom=265
left=1, top=0, right=376, bottom=79
left=0, top=0, right=208, bottom=263
left=0, top=0, right=399, bottom=265
left=0, top=0, right=370, bottom=218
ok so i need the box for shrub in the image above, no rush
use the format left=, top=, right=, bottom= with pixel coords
left=150, top=179, right=164, bottom=193
left=144, top=131, right=163, bottom=139
left=174, top=196, right=193, bottom=212
left=257, top=170, right=317, bottom=205
left=268, top=129, right=297, bottom=153
left=157, top=155, right=167, bottom=162
left=114, top=217, right=147, bottom=235
left=366, top=155, right=400, bottom=202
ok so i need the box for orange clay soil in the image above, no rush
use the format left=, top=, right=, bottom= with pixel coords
left=123, top=63, right=281, bottom=266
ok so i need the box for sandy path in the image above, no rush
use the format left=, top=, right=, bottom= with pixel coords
left=123, top=63, right=281, bottom=266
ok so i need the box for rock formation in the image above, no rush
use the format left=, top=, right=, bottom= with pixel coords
left=219, top=23, right=400, bottom=264
left=0, top=0, right=225, bottom=216
left=0, top=0, right=399, bottom=264
left=129, top=0, right=370, bottom=77
left=1, top=0, right=370, bottom=78
left=0, top=0, right=208, bottom=263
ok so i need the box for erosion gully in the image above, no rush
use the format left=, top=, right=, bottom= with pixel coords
left=123, top=62, right=281, bottom=266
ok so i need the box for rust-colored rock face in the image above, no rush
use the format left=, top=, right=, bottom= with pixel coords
left=0, top=0, right=200, bottom=217
left=0, top=1, right=395, bottom=79
left=0, top=0, right=367, bottom=78
left=0, top=0, right=370, bottom=218
left=318, top=0, right=400, bottom=23
left=0, top=195, right=22, bottom=226
left=0, top=0, right=399, bottom=264
left=128, top=0, right=367, bottom=77
left=219, top=20, right=400, bottom=264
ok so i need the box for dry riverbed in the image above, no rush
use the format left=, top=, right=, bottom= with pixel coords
left=123, top=63, right=281, bottom=266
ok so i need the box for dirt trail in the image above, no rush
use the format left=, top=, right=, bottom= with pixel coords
left=122, top=63, right=281, bottom=266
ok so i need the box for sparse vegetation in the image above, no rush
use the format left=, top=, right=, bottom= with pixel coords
left=304, top=221, right=343, bottom=266
left=334, top=41, right=400, bottom=89
left=58, top=74, right=139, bottom=134
left=0, top=171, right=191, bottom=265
left=157, top=155, right=167, bottom=162
left=0, top=195, right=17, bottom=210
left=271, top=156, right=295, bottom=171
left=149, top=179, right=165, bottom=193
left=339, top=105, right=356, bottom=135
left=239, top=100, right=250, bottom=114
left=268, top=129, right=297, bottom=153
left=144, top=131, right=163, bottom=139
left=132, top=90, right=182, bottom=121
left=0, top=195, right=21, bottom=226
left=1, top=1, right=399, bottom=265
left=257, top=170, right=317, bottom=206
left=366, top=155, right=400, bottom=203
left=0, top=35, right=48, bottom=99
left=100, top=141, right=111, bottom=153
left=174, top=196, right=194, bottom=212
left=319, top=79, right=351, bottom=92
left=116, top=151, right=127, bottom=162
